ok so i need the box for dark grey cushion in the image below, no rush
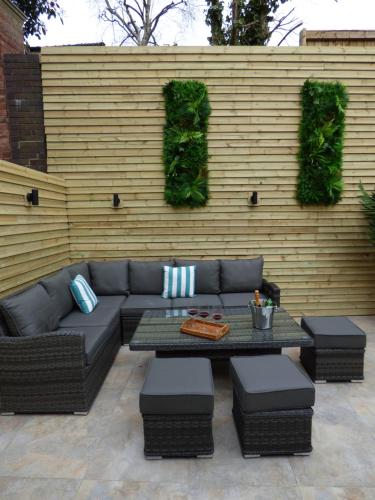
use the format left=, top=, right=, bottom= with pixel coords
left=90, top=260, right=129, bottom=295
left=40, top=269, right=75, bottom=321
left=140, top=358, right=214, bottom=415
left=59, top=303, right=119, bottom=328
left=219, top=292, right=266, bottom=308
left=0, top=284, right=58, bottom=337
left=172, top=294, right=222, bottom=308
left=175, top=259, right=220, bottom=294
left=231, top=355, right=315, bottom=413
left=96, top=296, right=127, bottom=308
left=0, top=315, right=8, bottom=336
left=65, top=262, right=91, bottom=283
left=121, top=295, right=171, bottom=312
left=220, top=257, right=264, bottom=293
left=301, top=316, right=366, bottom=349
left=130, top=261, right=173, bottom=295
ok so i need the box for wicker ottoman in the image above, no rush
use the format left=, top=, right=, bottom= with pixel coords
left=230, top=355, right=315, bottom=458
left=300, top=316, right=366, bottom=382
left=139, top=357, right=214, bottom=459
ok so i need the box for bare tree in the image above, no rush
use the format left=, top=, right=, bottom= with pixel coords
left=100, top=0, right=188, bottom=45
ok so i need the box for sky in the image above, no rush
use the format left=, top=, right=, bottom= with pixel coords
left=28, top=0, right=375, bottom=48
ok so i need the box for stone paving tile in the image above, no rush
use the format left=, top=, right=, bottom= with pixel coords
left=0, top=477, right=80, bottom=500
left=76, top=480, right=189, bottom=500
left=299, top=487, right=375, bottom=500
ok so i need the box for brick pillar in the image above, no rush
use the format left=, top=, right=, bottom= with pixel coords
left=0, top=0, right=25, bottom=161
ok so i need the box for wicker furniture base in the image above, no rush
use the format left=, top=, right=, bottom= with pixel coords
left=142, top=413, right=214, bottom=458
left=300, top=347, right=365, bottom=382
left=232, top=390, right=313, bottom=457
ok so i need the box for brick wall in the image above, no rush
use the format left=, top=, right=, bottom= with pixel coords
left=4, top=54, right=47, bottom=171
left=0, top=0, right=25, bottom=161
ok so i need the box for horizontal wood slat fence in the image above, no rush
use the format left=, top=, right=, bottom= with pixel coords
left=0, top=159, right=70, bottom=295
left=3, top=45, right=374, bottom=315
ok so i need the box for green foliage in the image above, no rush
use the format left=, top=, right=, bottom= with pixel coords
left=163, top=80, right=211, bottom=208
left=12, top=0, right=62, bottom=39
left=296, top=80, right=348, bottom=205
left=359, top=183, right=375, bottom=244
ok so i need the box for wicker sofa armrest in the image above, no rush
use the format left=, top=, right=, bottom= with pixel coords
left=260, top=279, right=281, bottom=307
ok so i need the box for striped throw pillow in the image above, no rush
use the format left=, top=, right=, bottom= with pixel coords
left=70, top=274, right=98, bottom=314
left=162, top=266, right=196, bottom=299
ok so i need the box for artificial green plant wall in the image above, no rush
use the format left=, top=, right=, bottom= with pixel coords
left=296, top=80, right=348, bottom=205
left=163, top=80, right=211, bottom=208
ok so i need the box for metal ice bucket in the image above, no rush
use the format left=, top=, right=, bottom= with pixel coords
left=249, top=302, right=277, bottom=330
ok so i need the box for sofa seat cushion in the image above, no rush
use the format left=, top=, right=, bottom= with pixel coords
left=140, top=358, right=214, bottom=415
left=59, top=303, right=119, bottom=328
left=301, top=316, right=366, bottom=349
left=219, top=292, right=266, bottom=308
left=40, top=268, right=75, bottom=321
left=96, top=296, right=127, bottom=308
left=172, top=294, right=222, bottom=308
left=221, top=257, right=264, bottom=293
left=175, top=259, right=220, bottom=294
left=121, top=295, right=171, bottom=315
left=230, top=355, right=315, bottom=413
left=129, top=261, right=173, bottom=295
left=90, top=260, right=129, bottom=296
left=65, top=262, right=91, bottom=284
left=0, top=284, right=58, bottom=337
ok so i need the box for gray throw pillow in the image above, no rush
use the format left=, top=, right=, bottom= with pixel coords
left=220, top=257, right=264, bottom=292
left=175, top=259, right=220, bottom=294
left=0, top=284, right=59, bottom=337
left=90, top=260, right=129, bottom=295
left=40, top=268, right=75, bottom=320
left=130, top=261, right=173, bottom=295
left=65, top=262, right=91, bottom=283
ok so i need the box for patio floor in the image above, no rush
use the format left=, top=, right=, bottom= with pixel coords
left=0, top=316, right=375, bottom=499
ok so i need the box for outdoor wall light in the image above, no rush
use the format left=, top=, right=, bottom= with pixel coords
left=113, top=193, right=121, bottom=208
left=248, top=191, right=258, bottom=206
left=26, top=189, right=39, bottom=206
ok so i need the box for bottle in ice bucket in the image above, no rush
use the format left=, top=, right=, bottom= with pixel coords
left=254, top=289, right=261, bottom=307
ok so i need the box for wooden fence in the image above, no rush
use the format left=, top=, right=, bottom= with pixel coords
left=0, top=159, right=70, bottom=295
left=38, top=46, right=375, bottom=315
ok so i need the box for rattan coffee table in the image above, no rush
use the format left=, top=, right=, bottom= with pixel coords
left=129, top=307, right=313, bottom=359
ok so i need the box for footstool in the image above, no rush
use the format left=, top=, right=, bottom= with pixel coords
left=300, top=316, right=366, bottom=382
left=139, top=357, right=214, bottom=458
left=230, top=355, right=315, bottom=457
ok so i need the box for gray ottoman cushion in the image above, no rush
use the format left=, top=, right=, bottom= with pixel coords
left=65, top=262, right=91, bottom=283
left=221, top=257, right=264, bottom=293
left=301, top=316, right=366, bottom=349
left=140, top=358, right=214, bottom=415
left=90, top=260, right=129, bottom=295
left=40, top=268, right=75, bottom=320
left=130, top=261, right=173, bottom=295
left=231, top=355, right=315, bottom=413
left=175, top=259, right=220, bottom=294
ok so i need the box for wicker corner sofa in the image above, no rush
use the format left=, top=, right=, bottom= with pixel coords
left=0, top=257, right=280, bottom=415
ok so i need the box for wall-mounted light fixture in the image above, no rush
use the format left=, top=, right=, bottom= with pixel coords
left=113, top=193, right=121, bottom=208
left=26, top=189, right=39, bottom=206
left=248, top=191, right=258, bottom=206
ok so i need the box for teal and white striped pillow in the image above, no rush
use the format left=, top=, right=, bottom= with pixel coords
left=70, top=274, right=98, bottom=314
left=162, top=266, right=195, bottom=299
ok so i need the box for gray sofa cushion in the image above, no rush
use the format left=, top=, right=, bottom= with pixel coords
left=301, top=316, right=366, bottom=349
left=172, top=294, right=222, bottom=308
left=90, top=260, right=129, bottom=296
left=175, top=259, right=220, bottom=294
left=221, top=257, right=264, bottom=293
left=96, top=296, right=127, bottom=308
left=129, top=261, right=173, bottom=295
left=59, top=303, right=119, bottom=328
left=220, top=292, right=266, bottom=308
left=121, top=295, right=171, bottom=312
left=65, top=262, right=91, bottom=283
left=140, top=357, right=214, bottom=414
left=40, top=268, right=75, bottom=321
left=231, top=355, right=315, bottom=413
left=0, top=284, right=58, bottom=337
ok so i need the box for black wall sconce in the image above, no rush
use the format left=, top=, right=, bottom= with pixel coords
left=26, top=189, right=39, bottom=206
left=248, top=191, right=258, bottom=206
left=113, top=193, right=121, bottom=208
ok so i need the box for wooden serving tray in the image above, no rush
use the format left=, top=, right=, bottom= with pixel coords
left=180, top=318, right=230, bottom=340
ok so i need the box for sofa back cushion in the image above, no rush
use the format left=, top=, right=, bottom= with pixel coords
left=220, top=257, right=264, bottom=293
left=130, top=261, right=173, bottom=295
left=40, top=268, right=75, bottom=321
left=0, top=313, right=8, bottom=336
left=0, top=284, right=59, bottom=337
left=65, top=262, right=91, bottom=284
left=175, top=259, right=220, bottom=294
left=89, top=260, right=129, bottom=295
